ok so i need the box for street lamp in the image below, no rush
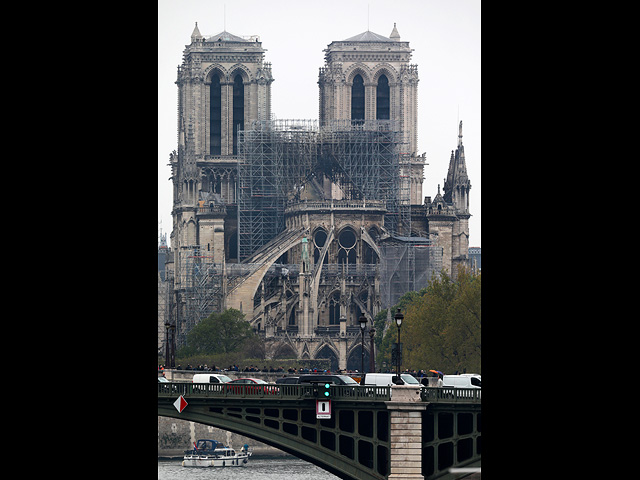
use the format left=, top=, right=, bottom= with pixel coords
left=165, top=321, right=176, bottom=369
left=369, top=326, right=376, bottom=373
left=394, top=308, right=404, bottom=380
left=359, top=314, right=368, bottom=375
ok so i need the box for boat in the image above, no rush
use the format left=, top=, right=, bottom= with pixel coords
left=182, top=439, right=252, bottom=467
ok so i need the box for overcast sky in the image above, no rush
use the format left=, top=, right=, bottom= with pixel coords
left=158, top=0, right=481, bottom=248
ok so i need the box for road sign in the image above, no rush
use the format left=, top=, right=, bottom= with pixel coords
left=173, top=395, right=188, bottom=413
left=316, top=399, right=331, bottom=419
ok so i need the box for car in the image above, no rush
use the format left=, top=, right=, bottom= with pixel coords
left=296, top=374, right=359, bottom=385
left=192, top=373, right=233, bottom=384
left=226, top=377, right=278, bottom=395
left=442, top=374, right=481, bottom=388
left=158, top=375, right=180, bottom=394
left=275, top=376, right=300, bottom=384
left=362, top=372, right=422, bottom=387
left=192, top=373, right=233, bottom=393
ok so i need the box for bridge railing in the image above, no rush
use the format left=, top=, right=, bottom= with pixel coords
left=420, top=387, right=481, bottom=403
left=158, top=382, right=393, bottom=402
left=159, top=383, right=481, bottom=404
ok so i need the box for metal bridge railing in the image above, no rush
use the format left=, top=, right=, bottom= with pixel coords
left=158, top=382, right=392, bottom=401
left=159, top=383, right=481, bottom=404
left=420, top=387, right=481, bottom=403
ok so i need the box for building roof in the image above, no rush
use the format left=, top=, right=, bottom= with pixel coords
left=342, top=30, right=394, bottom=42
left=206, top=30, right=252, bottom=42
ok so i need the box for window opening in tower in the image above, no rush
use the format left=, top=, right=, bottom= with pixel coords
left=351, top=74, right=365, bottom=123
left=233, top=74, right=244, bottom=155
left=210, top=75, right=222, bottom=155
left=376, top=75, right=390, bottom=120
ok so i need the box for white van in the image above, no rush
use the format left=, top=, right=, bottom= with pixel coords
left=442, top=374, right=481, bottom=388
left=362, top=373, right=421, bottom=387
left=192, top=373, right=233, bottom=384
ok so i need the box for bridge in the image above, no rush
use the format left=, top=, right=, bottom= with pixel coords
left=158, top=381, right=481, bottom=480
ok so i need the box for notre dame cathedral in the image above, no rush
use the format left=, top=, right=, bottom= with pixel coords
left=158, top=23, right=471, bottom=371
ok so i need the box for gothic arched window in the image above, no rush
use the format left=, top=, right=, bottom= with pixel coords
left=351, top=74, right=365, bottom=122
left=376, top=74, right=390, bottom=120
left=210, top=74, right=222, bottom=155
left=329, top=293, right=341, bottom=325
left=337, top=228, right=357, bottom=265
left=232, top=74, right=244, bottom=155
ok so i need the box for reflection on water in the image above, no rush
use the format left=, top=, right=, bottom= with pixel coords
left=158, top=457, right=339, bottom=479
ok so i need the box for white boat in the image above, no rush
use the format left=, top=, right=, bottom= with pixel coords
left=182, top=439, right=251, bottom=467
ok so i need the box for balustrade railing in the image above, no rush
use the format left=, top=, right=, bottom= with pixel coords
left=420, top=387, right=481, bottom=403
left=159, top=383, right=481, bottom=403
left=158, top=382, right=392, bottom=401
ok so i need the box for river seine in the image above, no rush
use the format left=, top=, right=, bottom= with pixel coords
left=158, top=457, right=339, bottom=479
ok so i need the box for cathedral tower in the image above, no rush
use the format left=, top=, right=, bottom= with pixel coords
left=171, top=24, right=273, bottom=258
left=169, top=24, right=273, bottom=342
left=318, top=24, right=424, bottom=204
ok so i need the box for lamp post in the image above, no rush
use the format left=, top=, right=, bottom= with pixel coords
left=394, top=308, right=404, bottom=379
left=359, top=314, right=368, bottom=374
left=165, top=321, right=176, bottom=368
left=369, top=326, right=376, bottom=373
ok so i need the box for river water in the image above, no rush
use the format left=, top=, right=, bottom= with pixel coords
left=158, top=456, right=339, bottom=479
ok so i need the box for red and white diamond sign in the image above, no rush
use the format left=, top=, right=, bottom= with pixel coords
left=173, top=395, right=188, bottom=413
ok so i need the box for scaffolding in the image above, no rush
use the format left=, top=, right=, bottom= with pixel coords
left=318, top=119, right=411, bottom=236
left=378, top=236, right=443, bottom=309
left=237, top=119, right=410, bottom=261
left=176, top=245, right=222, bottom=347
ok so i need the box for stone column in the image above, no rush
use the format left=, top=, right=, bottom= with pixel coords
left=386, top=386, right=426, bottom=480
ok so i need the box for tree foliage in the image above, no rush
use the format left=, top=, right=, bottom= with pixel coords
left=378, top=267, right=481, bottom=374
left=177, top=308, right=256, bottom=357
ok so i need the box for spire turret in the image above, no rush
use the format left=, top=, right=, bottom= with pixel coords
left=443, top=120, right=471, bottom=213
left=191, top=22, right=203, bottom=42
left=390, top=23, right=401, bottom=40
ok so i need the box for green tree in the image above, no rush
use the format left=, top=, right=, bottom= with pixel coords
left=378, top=267, right=481, bottom=374
left=178, top=308, right=254, bottom=356
left=375, top=289, right=426, bottom=368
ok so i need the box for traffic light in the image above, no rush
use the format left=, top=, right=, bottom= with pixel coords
left=321, top=382, right=331, bottom=398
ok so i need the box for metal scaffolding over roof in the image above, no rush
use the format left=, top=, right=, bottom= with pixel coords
left=237, top=119, right=410, bottom=261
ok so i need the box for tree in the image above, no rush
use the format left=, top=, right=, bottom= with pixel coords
left=178, top=308, right=254, bottom=356
left=375, top=289, right=427, bottom=368
left=378, top=267, right=481, bottom=374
